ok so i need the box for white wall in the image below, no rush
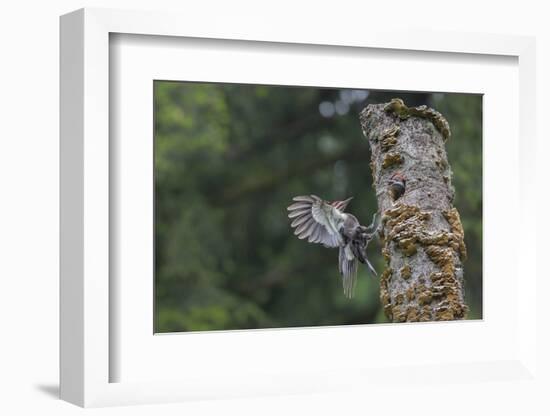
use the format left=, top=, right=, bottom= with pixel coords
left=1, top=1, right=548, bottom=414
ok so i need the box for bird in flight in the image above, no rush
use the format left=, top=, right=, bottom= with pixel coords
left=287, top=195, right=379, bottom=298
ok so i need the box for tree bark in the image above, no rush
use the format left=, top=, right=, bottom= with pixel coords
left=359, top=99, right=468, bottom=322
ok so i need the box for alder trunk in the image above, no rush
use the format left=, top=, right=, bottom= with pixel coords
left=360, top=99, right=468, bottom=322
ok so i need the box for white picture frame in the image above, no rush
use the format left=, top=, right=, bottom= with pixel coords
left=60, top=7, right=538, bottom=408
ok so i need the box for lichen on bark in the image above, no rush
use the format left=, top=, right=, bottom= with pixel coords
left=360, top=99, right=468, bottom=323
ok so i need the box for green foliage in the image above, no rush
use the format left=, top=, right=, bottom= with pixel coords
left=154, top=82, right=482, bottom=332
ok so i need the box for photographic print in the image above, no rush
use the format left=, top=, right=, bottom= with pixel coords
left=154, top=82, right=482, bottom=332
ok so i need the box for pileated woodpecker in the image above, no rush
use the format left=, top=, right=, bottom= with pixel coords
left=287, top=195, right=379, bottom=298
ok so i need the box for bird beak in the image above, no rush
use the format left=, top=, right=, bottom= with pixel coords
left=338, top=197, right=354, bottom=211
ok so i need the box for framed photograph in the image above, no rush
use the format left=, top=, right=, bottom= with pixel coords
left=150, top=82, right=481, bottom=332
left=60, top=8, right=537, bottom=408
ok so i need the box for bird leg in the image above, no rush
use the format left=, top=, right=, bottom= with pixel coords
left=361, top=213, right=380, bottom=240
left=350, top=232, right=378, bottom=277
left=353, top=214, right=380, bottom=277
left=364, top=213, right=379, bottom=232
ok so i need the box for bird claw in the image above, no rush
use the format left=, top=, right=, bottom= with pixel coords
left=360, top=213, right=381, bottom=242
left=365, top=212, right=380, bottom=233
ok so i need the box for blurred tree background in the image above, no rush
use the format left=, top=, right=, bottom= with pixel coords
left=154, top=81, right=482, bottom=332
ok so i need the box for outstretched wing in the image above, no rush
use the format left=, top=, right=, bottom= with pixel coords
left=287, top=195, right=344, bottom=248
left=339, top=245, right=358, bottom=298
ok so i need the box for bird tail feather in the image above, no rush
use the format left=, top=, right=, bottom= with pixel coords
left=339, top=245, right=358, bottom=299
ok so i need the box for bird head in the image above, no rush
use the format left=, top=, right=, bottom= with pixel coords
left=331, top=197, right=353, bottom=212
left=389, top=171, right=406, bottom=185
left=388, top=172, right=406, bottom=200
